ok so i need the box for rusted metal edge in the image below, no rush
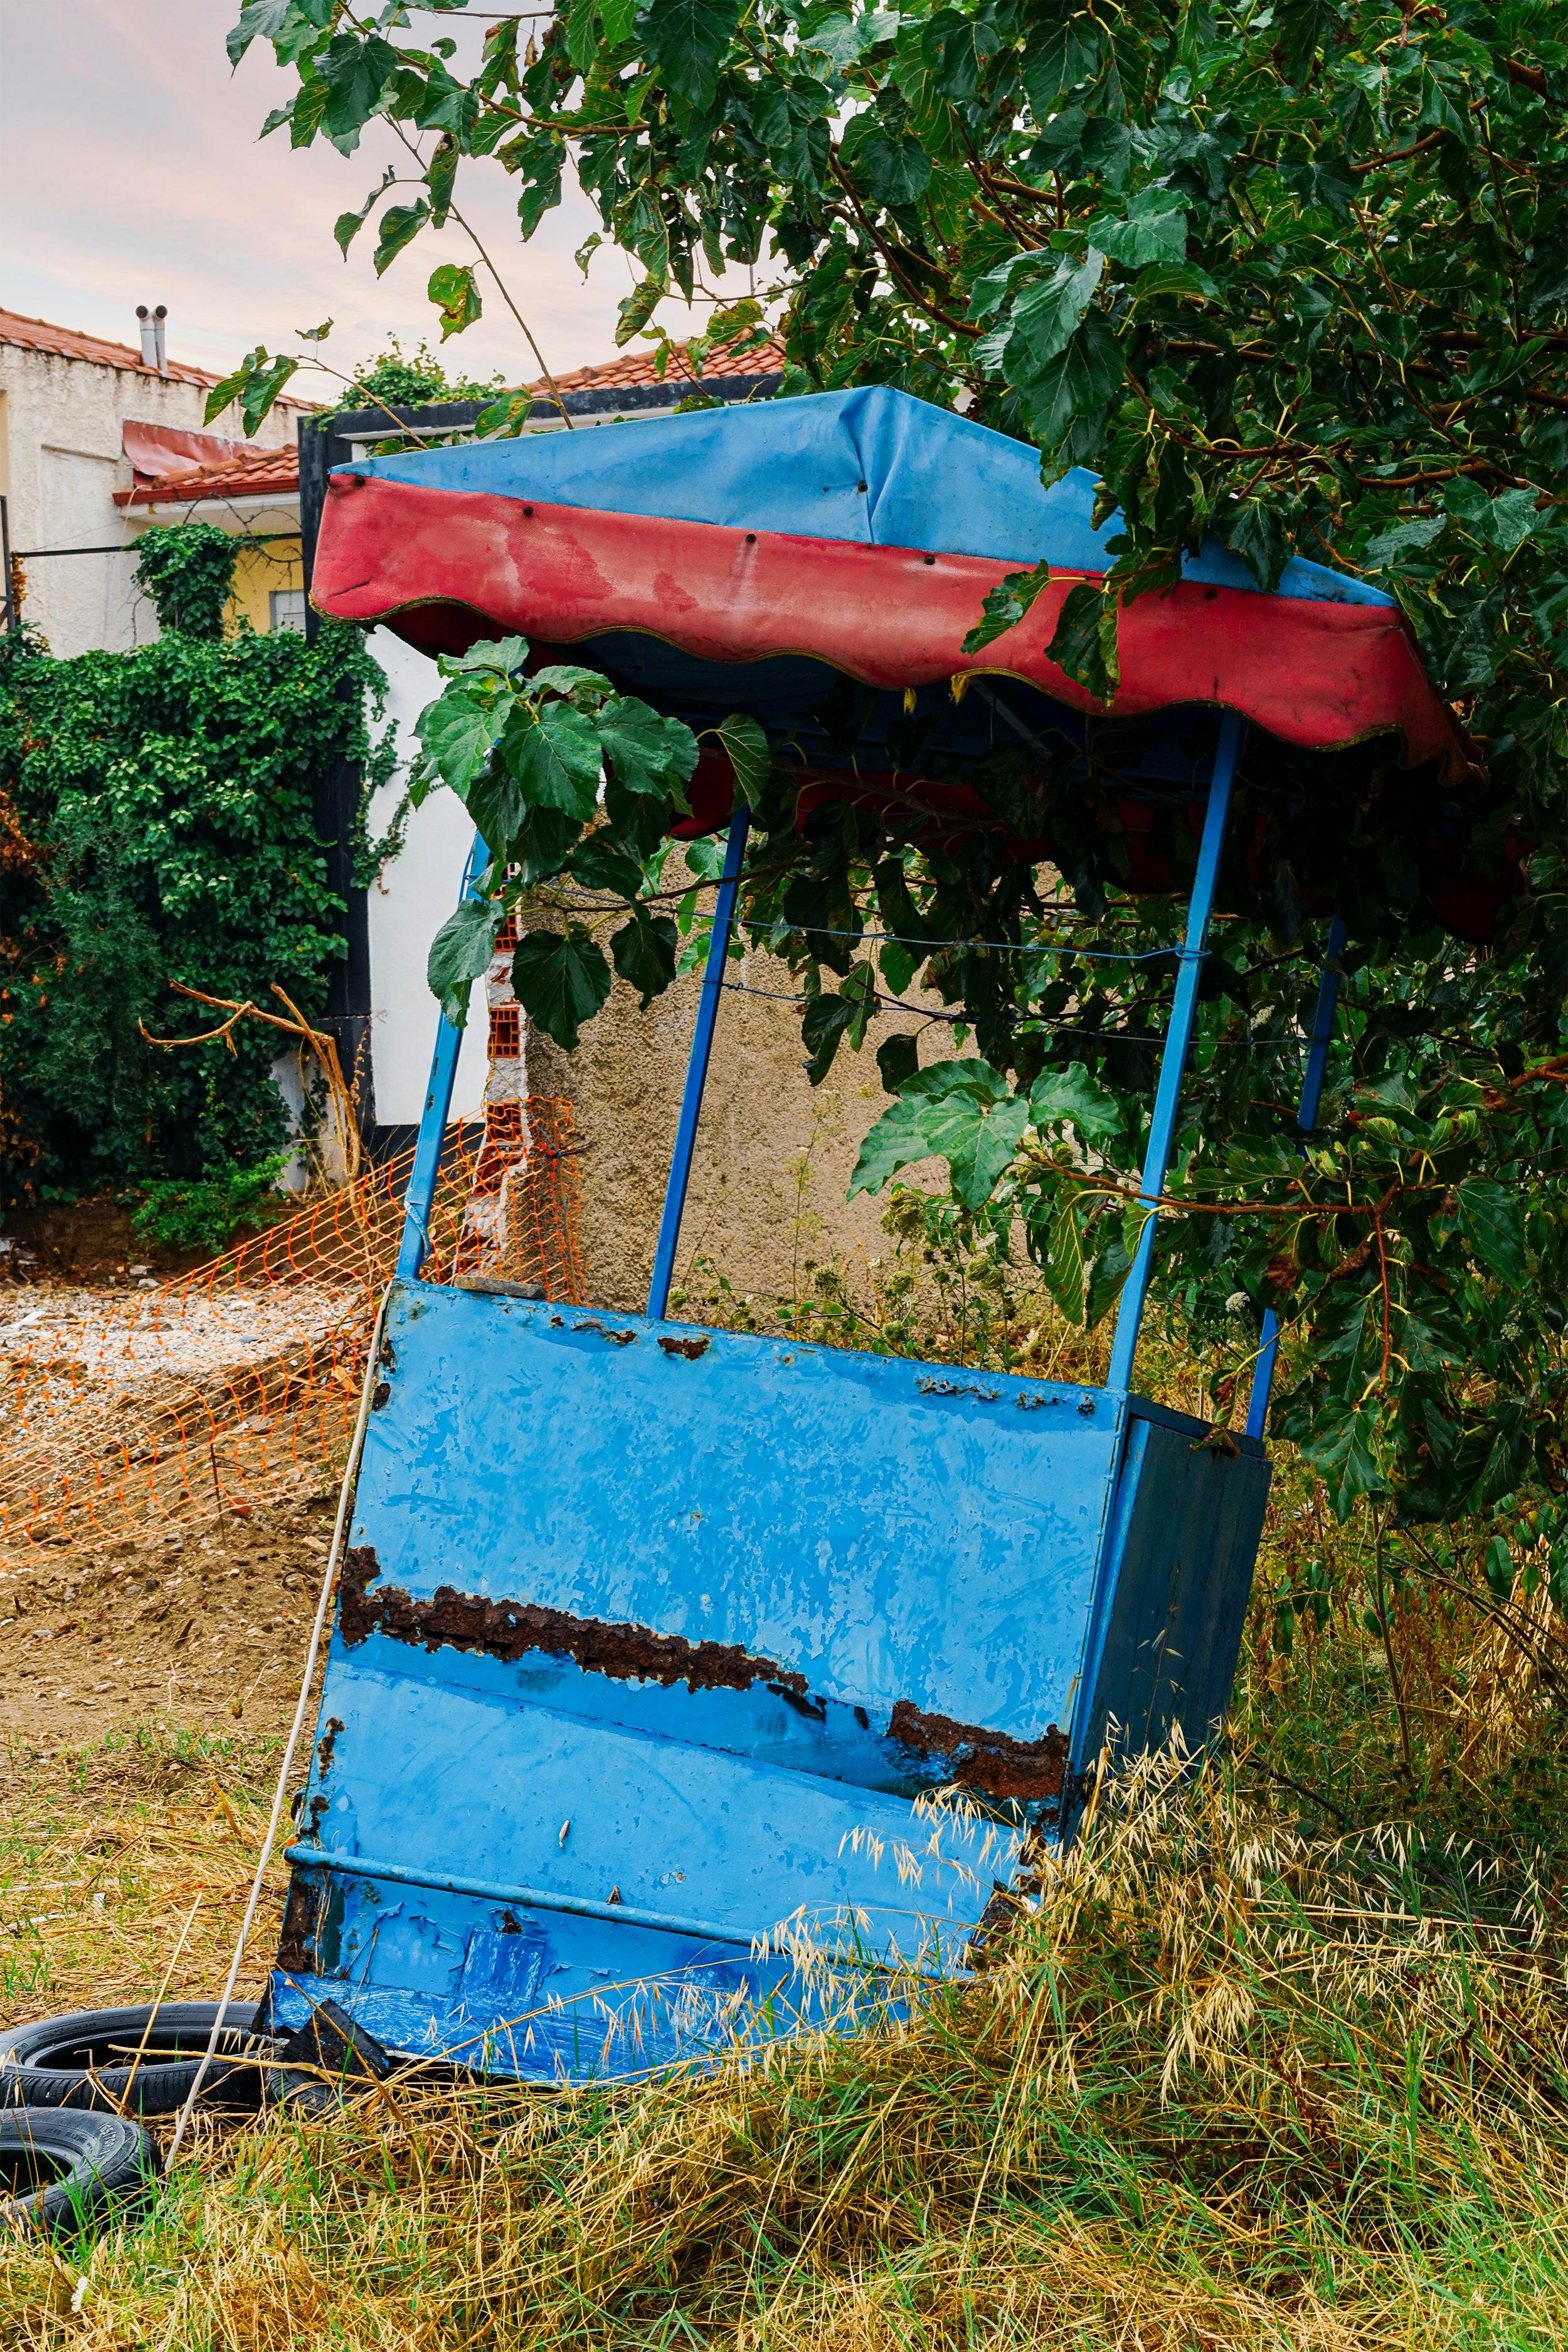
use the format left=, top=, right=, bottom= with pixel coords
left=887, top=1702, right=1070, bottom=1803
left=339, top=1546, right=808, bottom=1695
left=338, top=1551, right=1066, bottom=1803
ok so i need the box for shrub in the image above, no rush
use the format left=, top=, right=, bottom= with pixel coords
left=0, top=622, right=393, bottom=1199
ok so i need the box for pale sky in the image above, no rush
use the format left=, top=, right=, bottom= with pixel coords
left=2, top=0, right=714, bottom=397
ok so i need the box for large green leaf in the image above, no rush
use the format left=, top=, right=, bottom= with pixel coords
left=428, top=261, right=482, bottom=339
left=1019, top=314, right=1124, bottom=447
left=509, top=928, right=613, bottom=1050
left=859, top=135, right=931, bottom=206
left=598, top=697, right=699, bottom=800
left=317, top=31, right=400, bottom=143
left=961, top=559, right=1052, bottom=656
left=850, top=1061, right=1029, bottom=1209
left=712, top=712, right=771, bottom=806
left=611, top=911, right=679, bottom=1006
left=426, top=897, right=501, bottom=1027
left=1041, top=1192, right=1088, bottom=1323
left=373, top=199, right=431, bottom=276
left=499, top=700, right=605, bottom=822
left=570, top=832, right=649, bottom=899
left=1456, top=1179, right=1527, bottom=1284
left=1029, top=1062, right=1123, bottom=1138
left=1089, top=187, right=1189, bottom=267
left=416, top=689, right=496, bottom=797
left=641, top=0, right=743, bottom=103
left=1005, top=251, right=1106, bottom=379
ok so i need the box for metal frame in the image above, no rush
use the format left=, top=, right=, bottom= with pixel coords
left=400, top=716, right=1264, bottom=1376
left=1106, top=712, right=1244, bottom=1395
left=396, top=832, right=490, bottom=1280
left=1244, top=913, right=1347, bottom=1438
left=647, top=811, right=751, bottom=1318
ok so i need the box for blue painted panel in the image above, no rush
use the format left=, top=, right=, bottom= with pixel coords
left=339, top=1629, right=988, bottom=1797
left=354, top=1283, right=1126, bottom=1738
left=270, top=1883, right=891, bottom=2082
left=300, top=1658, right=1020, bottom=1963
left=1073, top=1410, right=1271, bottom=1777
left=275, top=1282, right=1271, bottom=2076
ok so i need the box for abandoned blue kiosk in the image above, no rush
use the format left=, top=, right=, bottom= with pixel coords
left=270, top=389, right=1475, bottom=2079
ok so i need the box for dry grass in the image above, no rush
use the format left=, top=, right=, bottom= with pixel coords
left=0, top=1220, right=1564, bottom=2347
left=0, top=1744, right=1565, bottom=2349
left=0, top=1722, right=288, bottom=2033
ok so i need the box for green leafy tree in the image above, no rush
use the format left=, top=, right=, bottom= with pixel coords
left=0, top=625, right=388, bottom=1195
left=223, top=4, right=1568, bottom=1602
left=342, top=334, right=504, bottom=407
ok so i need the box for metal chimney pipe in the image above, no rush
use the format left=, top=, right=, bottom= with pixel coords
left=153, top=304, right=167, bottom=374
left=135, top=305, right=157, bottom=368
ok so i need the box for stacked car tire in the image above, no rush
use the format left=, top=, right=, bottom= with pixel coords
left=0, top=2001, right=273, bottom=2239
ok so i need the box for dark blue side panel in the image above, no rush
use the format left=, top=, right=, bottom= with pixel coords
left=1076, top=1413, right=1271, bottom=1771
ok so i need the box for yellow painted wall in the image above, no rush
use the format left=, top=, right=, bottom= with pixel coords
left=228, top=533, right=304, bottom=635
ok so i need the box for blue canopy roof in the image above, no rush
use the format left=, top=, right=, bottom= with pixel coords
left=351, top=386, right=1391, bottom=609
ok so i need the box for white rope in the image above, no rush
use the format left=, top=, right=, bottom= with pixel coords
left=166, top=1281, right=393, bottom=2165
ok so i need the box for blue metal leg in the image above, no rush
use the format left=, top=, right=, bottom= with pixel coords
left=396, top=832, right=491, bottom=1281
left=1106, top=713, right=1244, bottom=1396
left=647, top=811, right=751, bottom=1320
left=1244, top=913, right=1347, bottom=1440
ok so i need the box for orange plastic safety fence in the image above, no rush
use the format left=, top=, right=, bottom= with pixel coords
left=0, top=1102, right=583, bottom=1574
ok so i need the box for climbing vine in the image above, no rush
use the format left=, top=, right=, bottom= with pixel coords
left=0, top=623, right=393, bottom=1197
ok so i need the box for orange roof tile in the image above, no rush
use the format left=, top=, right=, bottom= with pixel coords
left=115, top=443, right=302, bottom=508
left=0, top=306, right=314, bottom=405
left=534, top=335, right=785, bottom=396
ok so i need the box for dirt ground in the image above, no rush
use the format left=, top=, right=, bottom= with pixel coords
left=0, top=1491, right=334, bottom=1755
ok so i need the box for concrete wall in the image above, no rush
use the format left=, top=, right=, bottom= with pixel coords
left=0, top=338, right=297, bottom=657
left=355, top=628, right=925, bottom=1295
left=519, top=910, right=927, bottom=1314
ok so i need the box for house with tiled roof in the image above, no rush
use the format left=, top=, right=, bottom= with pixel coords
left=0, top=306, right=310, bottom=657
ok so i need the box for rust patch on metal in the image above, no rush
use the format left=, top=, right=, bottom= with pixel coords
left=889, top=1700, right=1069, bottom=1802
left=658, top=1334, right=711, bottom=1360
left=561, top=1317, right=637, bottom=1345
left=316, top=1715, right=344, bottom=1777
left=277, top=1872, right=327, bottom=1974
left=371, top=1382, right=391, bottom=1411
left=916, top=1377, right=1000, bottom=1401
left=339, top=1545, right=807, bottom=1695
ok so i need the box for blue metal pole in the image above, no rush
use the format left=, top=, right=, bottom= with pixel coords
left=647, top=810, right=751, bottom=1320
left=396, top=831, right=490, bottom=1281
left=1106, top=712, right=1244, bottom=1396
left=1244, top=913, right=1347, bottom=1440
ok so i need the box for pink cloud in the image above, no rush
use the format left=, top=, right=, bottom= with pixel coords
left=3, top=0, right=678, bottom=391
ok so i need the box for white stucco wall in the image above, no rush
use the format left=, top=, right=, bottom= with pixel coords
left=0, top=336, right=298, bottom=658
left=361, top=627, right=489, bottom=1125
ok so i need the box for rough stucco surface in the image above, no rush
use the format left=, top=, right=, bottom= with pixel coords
left=0, top=340, right=297, bottom=657
left=523, top=921, right=935, bottom=1314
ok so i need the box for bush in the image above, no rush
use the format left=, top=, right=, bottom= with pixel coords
left=0, top=622, right=393, bottom=1199
left=130, top=1152, right=290, bottom=1253
left=131, top=520, right=240, bottom=641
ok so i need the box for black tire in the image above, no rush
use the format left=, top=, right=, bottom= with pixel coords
left=0, top=2107, right=159, bottom=2238
left=0, top=2002, right=273, bottom=2117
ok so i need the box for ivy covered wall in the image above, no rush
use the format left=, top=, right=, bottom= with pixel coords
left=0, top=621, right=391, bottom=1200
